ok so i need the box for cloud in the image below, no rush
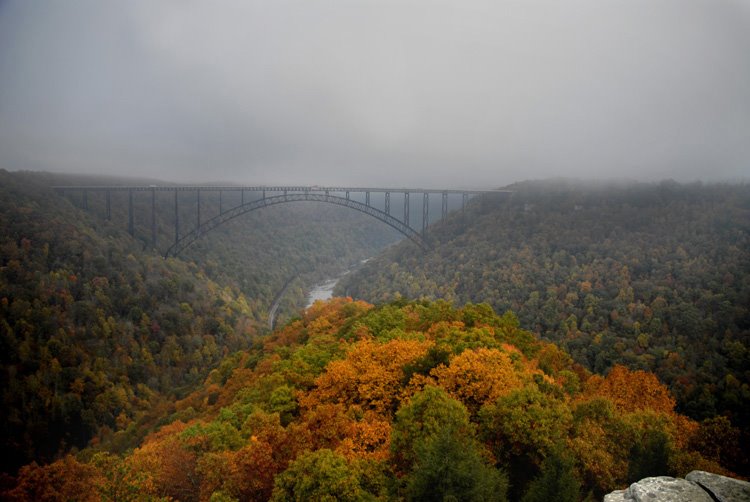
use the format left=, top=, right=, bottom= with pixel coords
left=1, top=0, right=748, bottom=186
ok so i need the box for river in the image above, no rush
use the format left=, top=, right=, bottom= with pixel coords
left=268, top=259, right=370, bottom=329
left=305, top=278, right=340, bottom=308
left=304, top=258, right=370, bottom=308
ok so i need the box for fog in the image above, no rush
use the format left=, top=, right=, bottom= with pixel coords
left=0, top=0, right=748, bottom=187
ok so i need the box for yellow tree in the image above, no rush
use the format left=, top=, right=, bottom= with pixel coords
left=431, top=347, right=527, bottom=414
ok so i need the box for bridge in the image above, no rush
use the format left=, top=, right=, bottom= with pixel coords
left=53, top=185, right=511, bottom=257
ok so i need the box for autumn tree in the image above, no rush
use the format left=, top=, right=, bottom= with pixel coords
left=300, top=338, right=432, bottom=416
left=431, top=347, right=526, bottom=414
left=4, top=456, right=102, bottom=502
left=584, top=365, right=676, bottom=414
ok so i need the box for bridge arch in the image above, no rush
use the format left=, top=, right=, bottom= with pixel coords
left=164, top=192, right=429, bottom=257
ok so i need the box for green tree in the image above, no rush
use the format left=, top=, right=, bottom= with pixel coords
left=390, top=386, right=473, bottom=471
left=521, top=450, right=580, bottom=502
left=406, top=427, right=508, bottom=502
left=628, top=429, right=672, bottom=482
left=479, top=385, right=572, bottom=464
left=271, top=449, right=368, bottom=502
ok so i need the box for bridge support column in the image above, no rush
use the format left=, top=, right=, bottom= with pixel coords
left=365, top=191, right=370, bottom=206
left=404, top=192, right=410, bottom=226
left=385, top=192, right=390, bottom=215
left=422, top=193, right=429, bottom=235
left=442, top=192, right=448, bottom=221
left=196, top=189, right=201, bottom=228
left=151, top=188, right=157, bottom=248
left=128, top=189, right=134, bottom=236
left=462, top=192, right=469, bottom=211
left=174, top=190, right=179, bottom=245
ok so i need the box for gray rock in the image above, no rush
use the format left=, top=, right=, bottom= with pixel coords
left=602, top=489, right=629, bottom=502
left=686, top=470, right=750, bottom=502
left=629, top=476, right=713, bottom=502
left=603, top=476, right=713, bottom=502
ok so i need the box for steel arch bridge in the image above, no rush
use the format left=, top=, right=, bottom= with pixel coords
left=53, top=185, right=510, bottom=257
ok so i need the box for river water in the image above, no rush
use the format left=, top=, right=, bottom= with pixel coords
left=304, top=258, right=370, bottom=308
left=305, top=278, right=340, bottom=308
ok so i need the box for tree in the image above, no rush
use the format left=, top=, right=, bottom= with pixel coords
left=688, top=416, right=743, bottom=472
left=406, top=427, right=508, bottom=502
left=390, top=386, right=473, bottom=472
left=521, top=450, right=581, bottom=502
left=270, top=449, right=368, bottom=501
left=585, top=365, right=676, bottom=414
left=300, top=338, right=432, bottom=416
left=628, top=428, right=672, bottom=482
left=391, top=386, right=507, bottom=501
left=431, top=348, right=525, bottom=414
left=4, top=456, right=102, bottom=502
left=479, top=385, right=572, bottom=464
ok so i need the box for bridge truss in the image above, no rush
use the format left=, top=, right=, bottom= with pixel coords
left=53, top=185, right=510, bottom=257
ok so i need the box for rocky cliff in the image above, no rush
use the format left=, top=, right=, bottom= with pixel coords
left=604, top=471, right=750, bottom=502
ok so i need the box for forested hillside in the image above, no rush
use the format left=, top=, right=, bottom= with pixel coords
left=41, top=171, right=399, bottom=326
left=337, top=181, right=750, bottom=445
left=0, top=170, right=397, bottom=475
left=4, top=299, right=743, bottom=501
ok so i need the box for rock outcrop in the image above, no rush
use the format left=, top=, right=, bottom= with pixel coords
left=603, top=471, right=750, bottom=502
left=685, top=470, right=750, bottom=502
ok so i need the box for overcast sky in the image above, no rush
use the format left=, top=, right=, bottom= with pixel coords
left=0, top=0, right=748, bottom=187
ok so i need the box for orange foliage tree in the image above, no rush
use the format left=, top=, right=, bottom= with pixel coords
left=431, top=347, right=527, bottom=414
left=4, top=456, right=102, bottom=502
left=584, top=365, right=676, bottom=414
left=300, top=339, right=433, bottom=416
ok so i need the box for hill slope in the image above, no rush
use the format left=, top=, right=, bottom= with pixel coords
left=0, top=170, right=398, bottom=474
left=4, top=299, right=742, bottom=501
left=337, top=181, right=750, bottom=431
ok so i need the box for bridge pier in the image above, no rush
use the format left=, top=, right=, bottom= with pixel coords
left=404, top=192, right=410, bottom=226
left=385, top=192, right=390, bottom=215
left=422, top=193, right=429, bottom=235
left=128, top=189, right=134, bottom=236
left=151, top=188, right=157, bottom=248
left=196, top=189, right=201, bottom=228
left=174, top=190, right=179, bottom=245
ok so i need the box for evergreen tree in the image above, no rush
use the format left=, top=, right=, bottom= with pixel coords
left=521, top=450, right=580, bottom=502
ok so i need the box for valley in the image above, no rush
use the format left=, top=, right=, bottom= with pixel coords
left=0, top=172, right=748, bottom=501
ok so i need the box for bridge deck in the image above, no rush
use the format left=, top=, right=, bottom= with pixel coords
left=53, top=185, right=511, bottom=194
